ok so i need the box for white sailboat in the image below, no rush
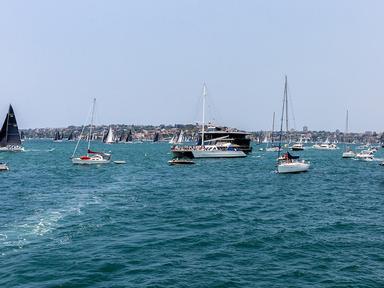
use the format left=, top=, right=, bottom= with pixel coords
left=104, top=126, right=115, bottom=144
left=177, top=130, right=184, bottom=144
left=342, top=110, right=355, bottom=158
left=265, top=112, right=281, bottom=152
left=277, top=76, right=310, bottom=174
left=71, top=99, right=111, bottom=165
left=171, top=84, right=246, bottom=159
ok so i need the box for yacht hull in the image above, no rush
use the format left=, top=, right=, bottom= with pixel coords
left=342, top=151, right=355, bottom=158
left=0, top=146, right=24, bottom=152
left=278, top=162, right=310, bottom=173
left=0, top=163, right=9, bottom=171
left=192, top=150, right=246, bottom=158
left=72, top=157, right=110, bottom=165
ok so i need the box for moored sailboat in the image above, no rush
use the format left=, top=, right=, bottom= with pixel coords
left=0, top=104, right=24, bottom=152
left=71, top=99, right=111, bottom=165
left=265, top=112, right=281, bottom=152
left=342, top=110, right=355, bottom=158
left=276, top=76, right=310, bottom=174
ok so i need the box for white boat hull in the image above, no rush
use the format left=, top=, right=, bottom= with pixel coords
left=313, top=145, right=338, bottom=150
left=278, top=161, right=310, bottom=173
left=192, top=150, right=246, bottom=158
left=355, top=154, right=373, bottom=160
left=342, top=151, right=356, bottom=158
left=72, top=156, right=110, bottom=165
left=266, top=147, right=281, bottom=152
left=0, top=163, right=9, bottom=171
left=0, top=145, right=24, bottom=152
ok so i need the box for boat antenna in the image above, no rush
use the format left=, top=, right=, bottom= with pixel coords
left=202, top=83, right=207, bottom=147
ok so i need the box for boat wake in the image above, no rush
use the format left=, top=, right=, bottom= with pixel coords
left=24, top=148, right=56, bottom=153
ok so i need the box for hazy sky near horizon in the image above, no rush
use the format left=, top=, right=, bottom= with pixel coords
left=0, top=0, right=383, bottom=132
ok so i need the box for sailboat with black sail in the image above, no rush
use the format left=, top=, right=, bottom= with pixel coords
left=276, top=76, right=310, bottom=173
left=53, top=131, right=63, bottom=142
left=71, top=99, right=111, bottom=164
left=0, top=104, right=24, bottom=152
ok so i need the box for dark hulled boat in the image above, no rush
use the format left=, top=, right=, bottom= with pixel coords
left=172, top=125, right=252, bottom=159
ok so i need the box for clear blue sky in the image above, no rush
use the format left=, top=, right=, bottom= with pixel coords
left=0, top=0, right=383, bottom=132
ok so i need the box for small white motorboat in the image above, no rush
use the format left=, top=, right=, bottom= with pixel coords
left=312, top=143, right=338, bottom=150
left=342, top=150, right=356, bottom=158
left=277, top=160, right=310, bottom=173
left=113, top=160, right=126, bottom=164
left=266, top=146, right=281, bottom=152
left=291, top=143, right=304, bottom=151
left=355, top=150, right=374, bottom=161
left=0, top=162, right=9, bottom=171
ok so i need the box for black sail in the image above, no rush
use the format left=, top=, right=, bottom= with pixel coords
left=126, top=130, right=133, bottom=142
left=153, top=132, right=159, bottom=142
left=0, top=105, right=21, bottom=147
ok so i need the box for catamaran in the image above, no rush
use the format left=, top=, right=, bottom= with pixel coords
left=0, top=104, right=24, bottom=152
left=171, top=84, right=246, bottom=159
left=71, top=99, right=111, bottom=165
left=276, top=76, right=310, bottom=174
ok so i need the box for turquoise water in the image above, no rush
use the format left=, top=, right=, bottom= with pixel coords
left=1, top=141, right=384, bottom=287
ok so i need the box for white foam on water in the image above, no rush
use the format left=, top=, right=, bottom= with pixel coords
left=23, top=148, right=56, bottom=152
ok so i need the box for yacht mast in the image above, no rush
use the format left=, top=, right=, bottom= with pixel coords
left=202, top=83, right=207, bottom=147
left=271, top=111, right=275, bottom=143
left=285, top=76, right=289, bottom=133
left=88, top=98, right=96, bottom=150
left=278, top=78, right=287, bottom=159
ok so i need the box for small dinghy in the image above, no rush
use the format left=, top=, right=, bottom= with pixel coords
left=113, top=160, right=126, bottom=164
left=0, top=162, right=9, bottom=171
left=168, top=158, right=195, bottom=165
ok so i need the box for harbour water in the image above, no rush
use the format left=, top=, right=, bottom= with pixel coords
left=1, top=141, right=384, bottom=287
